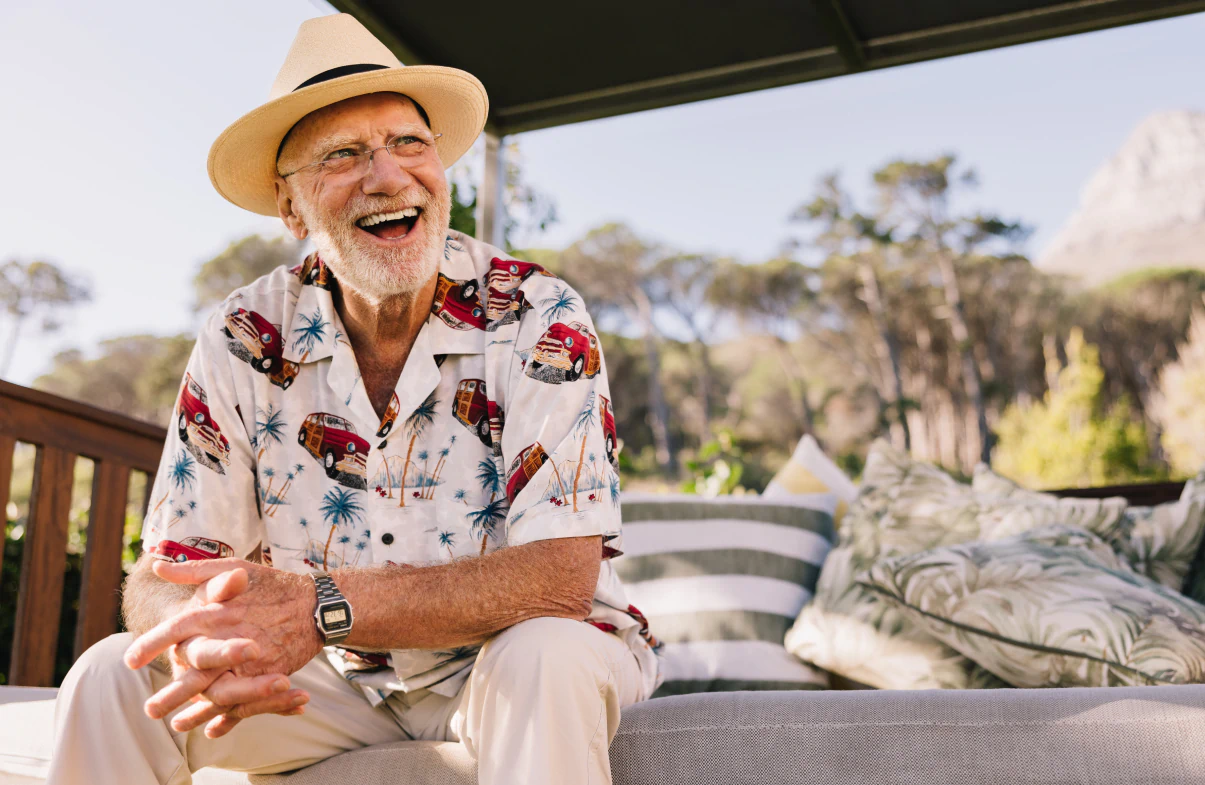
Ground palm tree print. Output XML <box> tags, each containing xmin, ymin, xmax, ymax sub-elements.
<box><xmin>320</xmin><ymin>487</ymin><xmax>365</xmax><ymax>569</ymax></box>
<box><xmin>152</xmin><ymin>449</ymin><xmax>197</xmax><ymax>516</ymax></box>
<box><xmin>425</xmin><ymin>436</ymin><xmax>456</xmax><ymax>499</ymax></box>
<box><xmin>417</xmin><ymin>449</ymin><xmax>430</xmax><ymax>495</ymax></box>
<box><xmin>399</xmin><ymin>392</ymin><xmax>439</xmax><ymax>507</ymax></box>
<box><xmin>267</xmin><ymin>463</ymin><xmax>305</xmax><ymax>516</ymax></box>
<box><xmin>438</xmin><ymin>530</ymin><xmax>456</xmax><ymax>560</ymax></box>
<box><xmin>571</xmin><ymin>391</ymin><xmax>597</xmax><ymax>512</ymax></box>
<box><xmin>291</xmin><ymin>308</ymin><xmax>329</xmax><ymax>361</ymax></box>
<box><xmin>254</xmin><ymin>404</ymin><xmax>286</xmax><ymax>461</ymax></box>
<box><xmin>453</xmin><ymin>488</ymin><xmax>468</xmax><ymax>505</ymax></box>
<box><xmin>476</xmin><ymin>458</ymin><xmax>504</xmax><ymax>503</ymax></box>
<box><xmin>169</xmin><ymin>505</ymin><xmax>189</xmax><ymax>528</ymax></box>
<box><xmin>261</xmin><ymin>466</ymin><xmax>277</xmax><ymax>505</ymax></box>
<box><xmin>539</xmin><ymin>285</ymin><xmax>579</xmax><ymax>326</ymax></box>
<box><xmin>469</xmin><ymin>499</ymin><xmax>508</xmax><ymax>555</ymax></box>
<box><xmin>608</xmin><ymin>472</ymin><xmax>620</xmax><ymax>505</ymax></box>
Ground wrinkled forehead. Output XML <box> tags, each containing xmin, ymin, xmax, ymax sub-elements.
<box><xmin>277</xmin><ymin>92</ymin><xmax>431</xmax><ymax>164</ymax></box>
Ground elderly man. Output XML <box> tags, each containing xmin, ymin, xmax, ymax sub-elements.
<box><xmin>47</xmin><ymin>14</ymin><xmax>659</xmax><ymax>785</ymax></box>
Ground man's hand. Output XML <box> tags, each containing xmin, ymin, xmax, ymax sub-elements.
<box><xmin>125</xmin><ymin>559</ymin><xmax>325</xmax><ymax>737</ymax></box>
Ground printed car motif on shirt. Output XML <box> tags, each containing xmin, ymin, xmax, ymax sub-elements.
<box><xmin>224</xmin><ymin>307</ymin><xmax>300</xmax><ymax>390</ymax></box>
<box><xmin>431</xmin><ymin>273</ymin><xmax>485</xmax><ymax>330</ymax></box>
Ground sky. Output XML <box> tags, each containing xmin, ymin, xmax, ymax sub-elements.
<box><xmin>3</xmin><ymin>1</ymin><xmax>1205</xmax><ymax>386</ymax></box>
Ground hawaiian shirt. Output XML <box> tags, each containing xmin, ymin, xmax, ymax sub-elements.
<box><xmin>139</xmin><ymin>229</ymin><xmax>662</xmax><ymax>703</ymax></box>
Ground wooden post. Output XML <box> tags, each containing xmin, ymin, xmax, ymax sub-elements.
<box><xmin>474</xmin><ymin>128</ymin><xmax>506</xmax><ymax>248</ymax></box>
<box><xmin>75</xmin><ymin>460</ymin><xmax>131</xmax><ymax>658</ymax></box>
<box><xmin>0</xmin><ymin>433</ymin><xmax>15</xmax><ymax>611</ymax></box>
<box><xmin>12</xmin><ymin>445</ymin><xmax>76</xmax><ymax>687</ymax></box>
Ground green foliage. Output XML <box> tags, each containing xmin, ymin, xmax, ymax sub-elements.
<box><xmin>449</xmin><ymin>180</ymin><xmax>477</xmax><ymax>239</ymax></box>
<box><xmin>680</xmin><ymin>429</ymin><xmax>753</xmax><ymax>496</ymax></box>
<box><xmin>994</xmin><ymin>329</ymin><xmax>1153</xmax><ymax>488</ymax></box>
<box><xmin>191</xmin><ymin>234</ymin><xmax>302</xmax><ymax>314</ymax></box>
<box><xmin>0</xmin><ymin>258</ymin><xmax>92</xmax><ymax>377</ymax></box>
<box><xmin>1152</xmin><ymin>302</ymin><xmax>1205</xmax><ymax>476</ymax></box>
<box><xmin>35</xmin><ymin>334</ymin><xmax>195</xmax><ymax>425</ymax></box>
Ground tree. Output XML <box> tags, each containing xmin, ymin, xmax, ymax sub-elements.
<box><xmin>34</xmin><ymin>333</ymin><xmax>194</xmax><ymax>424</ymax></box>
<box><xmin>872</xmin><ymin>156</ymin><xmax>1031</xmax><ymax>464</ymax></box>
<box><xmin>0</xmin><ymin>259</ymin><xmax>91</xmax><ymax>377</ymax></box>
<box><xmin>571</xmin><ymin>391</ymin><xmax>597</xmax><ymax>511</ymax></box>
<box><xmin>320</xmin><ymin>487</ymin><xmax>364</xmax><ymax>569</ymax></box>
<box><xmin>790</xmin><ymin>174</ymin><xmax>911</xmax><ymax>451</ymax></box>
<box><xmin>469</xmin><ymin>499</ymin><xmax>507</xmax><ymax>555</ymax></box>
<box><xmin>475</xmin><ymin>458</ymin><xmax>504</xmax><ymax>504</ymax></box>
<box><xmin>192</xmin><ymin>235</ymin><xmax>302</xmax><ymax>314</ymax></box>
<box><xmin>254</xmin><ymin>405</ymin><xmax>286</xmax><ymax>461</ymax></box>
<box><xmin>1151</xmin><ymin>299</ymin><xmax>1205</xmax><ymax>476</ymax></box>
<box><xmin>290</xmin><ymin>309</ymin><xmax>329</xmax><ymax>361</ymax></box>
<box><xmin>557</xmin><ymin>224</ymin><xmax>677</xmax><ymax>473</ymax></box>
<box><xmin>994</xmin><ymin>329</ymin><xmax>1151</xmax><ymax>488</ymax></box>
<box><xmin>398</xmin><ymin>393</ymin><xmax>439</xmax><ymax>507</ymax></box>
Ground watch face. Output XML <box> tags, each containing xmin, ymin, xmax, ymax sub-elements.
<box><xmin>320</xmin><ymin>601</ymin><xmax>352</xmax><ymax>632</ymax></box>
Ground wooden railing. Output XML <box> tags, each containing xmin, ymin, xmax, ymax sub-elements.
<box><xmin>0</xmin><ymin>380</ymin><xmax>166</xmax><ymax>687</ymax></box>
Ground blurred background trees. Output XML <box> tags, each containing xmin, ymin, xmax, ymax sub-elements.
<box><xmin>10</xmin><ymin>150</ymin><xmax>1205</xmax><ymax>504</ymax></box>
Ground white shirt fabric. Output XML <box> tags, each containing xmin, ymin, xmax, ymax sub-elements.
<box><xmin>139</xmin><ymin>229</ymin><xmax>662</xmax><ymax>704</ymax></box>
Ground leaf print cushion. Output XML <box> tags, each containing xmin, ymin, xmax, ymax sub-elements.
<box><xmin>858</xmin><ymin>524</ymin><xmax>1205</xmax><ymax>688</ymax></box>
<box><xmin>973</xmin><ymin>465</ymin><xmax>1205</xmax><ymax>593</ymax></box>
<box><xmin>785</xmin><ymin>439</ymin><xmax>1127</xmax><ymax>690</ymax></box>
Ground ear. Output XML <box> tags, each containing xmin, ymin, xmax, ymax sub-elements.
<box><xmin>275</xmin><ymin>178</ymin><xmax>308</xmax><ymax>240</ymax></box>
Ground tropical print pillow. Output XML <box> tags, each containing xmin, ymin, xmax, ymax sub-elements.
<box><xmin>973</xmin><ymin>466</ymin><xmax>1205</xmax><ymax>592</ymax></box>
<box><xmin>786</xmin><ymin>440</ymin><xmax>1134</xmax><ymax>690</ymax></box>
<box><xmin>859</xmin><ymin>524</ymin><xmax>1205</xmax><ymax>688</ymax></box>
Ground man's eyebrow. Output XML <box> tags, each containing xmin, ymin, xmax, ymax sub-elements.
<box><xmin>310</xmin><ymin>125</ymin><xmax>433</xmax><ymax>156</ymax></box>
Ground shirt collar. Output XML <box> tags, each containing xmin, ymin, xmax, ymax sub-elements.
<box><xmin>284</xmin><ymin>235</ymin><xmax>486</xmax><ymax>367</ymax></box>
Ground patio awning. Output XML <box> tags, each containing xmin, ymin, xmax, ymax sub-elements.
<box><xmin>329</xmin><ymin>0</ymin><xmax>1205</xmax><ymax>135</ymax></box>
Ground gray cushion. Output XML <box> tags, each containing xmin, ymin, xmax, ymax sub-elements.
<box><xmin>7</xmin><ymin>685</ymin><xmax>1205</xmax><ymax>784</ymax></box>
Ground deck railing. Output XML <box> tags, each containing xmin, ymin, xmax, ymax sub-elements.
<box><xmin>1</xmin><ymin>380</ymin><xmax>165</xmax><ymax>687</ymax></box>
<box><xmin>0</xmin><ymin>380</ymin><xmax>1193</xmax><ymax>688</ymax></box>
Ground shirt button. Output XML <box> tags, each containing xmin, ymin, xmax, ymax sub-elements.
<box><xmin>381</xmin><ymin>533</ymin><xmax>394</xmax><ymax>545</ymax></box>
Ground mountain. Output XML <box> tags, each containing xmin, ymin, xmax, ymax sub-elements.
<box><xmin>1037</xmin><ymin>110</ymin><xmax>1205</xmax><ymax>284</ymax></box>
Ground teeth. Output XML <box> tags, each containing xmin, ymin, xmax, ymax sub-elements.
<box><xmin>357</xmin><ymin>207</ymin><xmax>420</xmax><ymax>227</ymax></box>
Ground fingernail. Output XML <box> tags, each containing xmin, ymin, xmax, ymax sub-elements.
<box><xmin>292</xmin><ymin>695</ymin><xmax>308</xmax><ymax>707</ymax></box>
<box><xmin>241</xmin><ymin>645</ymin><xmax>257</xmax><ymax>662</ymax></box>
<box><xmin>273</xmin><ymin>679</ymin><xmax>288</xmax><ymax>694</ymax></box>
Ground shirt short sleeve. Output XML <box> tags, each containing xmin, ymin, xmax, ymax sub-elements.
<box><xmin>140</xmin><ymin>307</ymin><xmax>264</xmax><ymax>562</ymax></box>
<box><xmin>498</xmin><ymin>282</ymin><xmax>623</xmax><ymax>554</ymax></box>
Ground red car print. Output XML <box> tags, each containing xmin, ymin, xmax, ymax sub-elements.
<box><xmin>178</xmin><ymin>373</ymin><xmax>231</xmax><ymax>467</ymax></box>
<box><xmin>600</xmin><ymin>395</ymin><xmax>618</xmax><ymax>471</ymax></box>
<box><xmin>299</xmin><ymin>412</ymin><xmax>369</xmax><ymax>488</ymax></box>
<box><xmin>486</xmin><ymin>258</ymin><xmax>555</xmax><ymax>293</ymax></box>
<box><xmin>453</xmin><ymin>379</ymin><xmax>491</xmax><ymax>446</ymax></box>
<box><xmin>224</xmin><ymin>308</ymin><xmax>299</xmax><ymax>389</ymax></box>
<box><xmin>506</xmin><ymin>442</ymin><xmax>549</xmax><ymax>504</ymax></box>
<box><xmin>528</xmin><ymin>321</ymin><xmax>601</xmax><ymax>382</ymax></box>
<box><xmin>151</xmin><ymin>536</ymin><xmax>235</xmax><ymax>563</ymax></box>
<box><xmin>432</xmin><ymin>273</ymin><xmax>485</xmax><ymax>330</ymax></box>
<box><xmin>298</xmin><ymin>254</ymin><xmax>333</xmax><ymax>289</ymax></box>
<box><xmin>376</xmin><ymin>392</ymin><xmax>400</xmax><ymax>439</ymax></box>
<box><xmin>485</xmin><ymin>286</ymin><xmax>532</xmax><ymax>331</ymax></box>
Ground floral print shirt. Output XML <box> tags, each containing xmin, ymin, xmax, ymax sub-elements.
<box><xmin>140</xmin><ymin>230</ymin><xmax>661</xmax><ymax>703</ymax></box>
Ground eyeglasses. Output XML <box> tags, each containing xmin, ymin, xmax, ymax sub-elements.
<box><xmin>278</xmin><ymin>131</ymin><xmax>443</xmax><ymax>181</ymax></box>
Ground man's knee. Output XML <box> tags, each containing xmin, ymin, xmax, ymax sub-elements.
<box><xmin>478</xmin><ymin>617</ymin><xmax>607</xmax><ymax>683</ymax></box>
<box><xmin>60</xmin><ymin>633</ymin><xmax>147</xmax><ymax>701</ymax></box>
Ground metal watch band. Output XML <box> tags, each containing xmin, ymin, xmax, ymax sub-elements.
<box><xmin>310</xmin><ymin>571</ymin><xmax>352</xmax><ymax>644</ymax></box>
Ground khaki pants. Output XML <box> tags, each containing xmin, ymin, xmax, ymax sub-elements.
<box><xmin>47</xmin><ymin>617</ymin><xmax>645</xmax><ymax>785</ymax></box>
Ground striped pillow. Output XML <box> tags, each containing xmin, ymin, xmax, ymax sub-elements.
<box><xmin>615</xmin><ymin>494</ymin><xmax>836</xmax><ymax>697</ymax></box>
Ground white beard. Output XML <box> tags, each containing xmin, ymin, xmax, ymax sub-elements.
<box><xmin>297</xmin><ymin>184</ymin><xmax>452</xmax><ymax>303</ymax></box>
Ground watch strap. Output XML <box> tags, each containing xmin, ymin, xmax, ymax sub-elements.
<box><xmin>310</xmin><ymin>571</ymin><xmax>352</xmax><ymax>644</ymax></box>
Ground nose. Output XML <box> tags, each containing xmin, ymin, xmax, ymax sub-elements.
<box><xmin>360</xmin><ymin>147</ymin><xmax>415</xmax><ymax>197</ymax></box>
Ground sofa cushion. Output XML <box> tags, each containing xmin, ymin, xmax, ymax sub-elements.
<box><xmin>860</xmin><ymin>524</ymin><xmax>1205</xmax><ymax>688</ymax></box>
<box><xmin>784</xmin><ymin>440</ymin><xmax>1133</xmax><ymax>690</ymax></box>
<box><xmin>764</xmin><ymin>434</ymin><xmax>858</xmax><ymax>524</ymax></box>
<box><xmin>615</xmin><ymin>494</ymin><xmax>835</xmax><ymax>697</ymax></box>
<box><xmin>974</xmin><ymin>465</ymin><xmax>1205</xmax><ymax>592</ymax></box>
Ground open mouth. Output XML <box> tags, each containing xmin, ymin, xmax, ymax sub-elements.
<box><xmin>356</xmin><ymin>206</ymin><xmax>422</xmax><ymax>240</ymax></box>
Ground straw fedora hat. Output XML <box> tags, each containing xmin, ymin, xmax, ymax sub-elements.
<box><xmin>207</xmin><ymin>13</ymin><xmax>488</xmax><ymax>217</ymax></box>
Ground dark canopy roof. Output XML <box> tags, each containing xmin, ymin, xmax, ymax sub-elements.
<box><xmin>330</xmin><ymin>0</ymin><xmax>1205</xmax><ymax>134</ymax></box>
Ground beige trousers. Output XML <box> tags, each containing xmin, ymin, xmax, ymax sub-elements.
<box><xmin>47</xmin><ymin>617</ymin><xmax>645</xmax><ymax>785</ymax></box>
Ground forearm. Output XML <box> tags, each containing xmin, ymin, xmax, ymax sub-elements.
<box><xmin>330</xmin><ymin>535</ymin><xmax>600</xmax><ymax>651</ymax></box>
<box><xmin>121</xmin><ymin>554</ymin><xmax>197</xmax><ymax>638</ymax></box>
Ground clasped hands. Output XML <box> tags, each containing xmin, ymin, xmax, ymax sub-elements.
<box><xmin>123</xmin><ymin>558</ymin><xmax>326</xmax><ymax>739</ymax></box>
